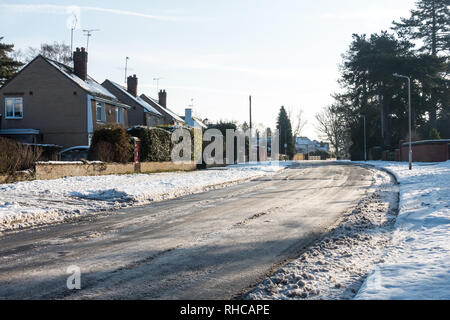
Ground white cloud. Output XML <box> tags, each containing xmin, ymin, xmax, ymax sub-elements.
<box><xmin>0</xmin><ymin>3</ymin><xmax>179</xmax><ymax>21</ymax></box>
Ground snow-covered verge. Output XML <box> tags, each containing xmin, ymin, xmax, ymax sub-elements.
<box><xmin>355</xmin><ymin>161</ymin><xmax>450</xmax><ymax>300</ymax></box>
<box><xmin>246</xmin><ymin>167</ymin><xmax>399</xmax><ymax>300</ymax></box>
<box><xmin>0</xmin><ymin>162</ymin><xmax>290</xmax><ymax>233</ymax></box>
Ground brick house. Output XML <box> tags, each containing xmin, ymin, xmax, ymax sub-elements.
<box><xmin>102</xmin><ymin>76</ymin><xmax>163</xmax><ymax>127</ymax></box>
<box><xmin>0</xmin><ymin>47</ymin><xmax>130</xmax><ymax>148</ymax></box>
<box><xmin>140</xmin><ymin>90</ymin><xmax>185</xmax><ymax>127</ymax></box>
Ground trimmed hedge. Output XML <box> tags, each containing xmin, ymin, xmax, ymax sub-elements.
<box><xmin>88</xmin><ymin>125</ymin><xmax>133</xmax><ymax>163</ymax></box>
<box><xmin>128</xmin><ymin>126</ymin><xmax>172</xmax><ymax>162</ymax></box>
<box><xmin>0</xmin><ymin>137</ymin><xmax>42</xmax><ymax>174</ymax></box>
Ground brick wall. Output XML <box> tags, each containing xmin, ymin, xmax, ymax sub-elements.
<box><xmin>400</xmin><ymin>140</ymin><xmax>449</xmax><ymax>162</ymax></box>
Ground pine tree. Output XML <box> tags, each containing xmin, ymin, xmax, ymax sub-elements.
<box><xmin>276</xmin><ymin>106</ymin><xmax>295</xmax><ymax>159</ymax></box>
<box><xmin>0</xmin><ymin>37</ymin><xmax>24</xmax><ymax>86</ymax></box>
<box><xmin>392</xmin><ymin>0</ymin><xmax>450</xmax><ymax>129</ymax></box>
<box><xmin>392</xmin><ymin>0</ymin><xmax>450</xmax><ymax>55</ymax></box>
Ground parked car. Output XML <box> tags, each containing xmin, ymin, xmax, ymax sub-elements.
<box><xmin>59</xmin><ymin>146</ymin><xmax>90</xmax><ymax>161</ymax></box>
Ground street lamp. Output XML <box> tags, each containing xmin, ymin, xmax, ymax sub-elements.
<box><xmin>393</xmin><ymin>73</ymin><xmax>412</xmax><ymax>170</ymax></box>
<box><xmin>360</xmin><ymin>114</ymin><xmax>367</xmax><ymax>161</ymax></box>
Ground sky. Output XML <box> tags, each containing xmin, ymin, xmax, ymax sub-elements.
<box><xmin>0</xmin><ymin>0</ymin><xmax>416</xmax><ymax>139</ymax></box>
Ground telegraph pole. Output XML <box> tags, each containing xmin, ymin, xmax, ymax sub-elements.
<box><xmin>249</xmin><ymin>95</ymin><xmax>252</xmax><ymax>130</ymax></box>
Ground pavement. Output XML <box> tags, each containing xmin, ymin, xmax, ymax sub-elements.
<box><xmin>0</xmin><ymin>162</ymin><xmax>375</xmax><ymax>299</ymax></box>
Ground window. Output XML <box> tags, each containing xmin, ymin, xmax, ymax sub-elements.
<box><xmin>5</xmin><ymin>97</ymin><xmax>23</xmax><ymax>119</ymax></box>
<box><xmin>96</xmin><ymin>101</ymin><xmax>106</xmax><ymax>123</ymax></box>
<box><xmin>116</xmin><ymin>107</ymin><xmax>124</xmax><ymax>125</ymax></box>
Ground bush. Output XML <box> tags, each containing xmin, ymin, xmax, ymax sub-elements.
<box><xmin>128</xmin><ymin>126</ymin><xmax>172</xmax><ymax>162</ymax></box>
<box><xmin>88</xmin><ymin>125</ymin><xmax>132</xmax><ymax>163</ymax></box>
<box><xmin>429</xmin><ymin>128</ymin><xmax>441</xmax><ymax>140</ymax></box>
<box><xmin>0</xmin><ymin>137</ymin><xmax>42</xmax><ymax>174</ymax></box>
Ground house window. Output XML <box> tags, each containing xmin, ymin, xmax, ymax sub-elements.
<box><xmin>5</xmin><ymin>97</ymin><xmax>23</xmax><ymax>119</ymax></box>
<box><xmin>116</xmin><ymin>107</ymin><xmax>124</xmax><ymax>125</ymax></box>
<box><xmin>96</xmin><ymin>101</ymin><xmax>106</xmax><ymax>123</ymax></box>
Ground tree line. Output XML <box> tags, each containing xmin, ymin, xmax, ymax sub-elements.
<box><xmin>316</xmin><ymin>0</ymin><xmax>449</xmax><ymax>160</ymax></box>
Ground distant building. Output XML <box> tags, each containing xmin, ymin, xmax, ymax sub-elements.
<box><xmin>0</xmin><ymin>48</ymin><xmax>130</xmax><ymax>148</ymax></box>
<box><xmin>295</xmin><ymin>137</ymin><xmax>330</xmax><ymax>154</ymax></box>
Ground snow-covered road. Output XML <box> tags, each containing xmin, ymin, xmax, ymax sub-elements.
<box><xmin>0</xmin><ymin>162</ymin><xmax>289</xmax><ymax>232</ymax></box>
<box><xmin>0</xmin><ymin>162</ymin><xmax>374</xmax><ymax>299</ymax></box>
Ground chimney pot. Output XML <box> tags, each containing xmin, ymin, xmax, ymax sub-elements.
<box><xmin>127</xmin><ymin>75</ymin><xmax>138</xmax><ymax>97</ymax></box>
<box><xmin>73</xmin><ymin>47</ymin><xmax>88</xmax><ymax>81</ymax></box>
<box><xmin>158</xmin><ymin>89</ymin><xmax>167</xmax><ymax>108</ymax></box>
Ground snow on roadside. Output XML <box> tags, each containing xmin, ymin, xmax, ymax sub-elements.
<box><xmin>355</xmin><ymin>161</ymin><xmax>450</xmax><ymax>300</ymax></box>
<box><xmin>246</xmin><ymin>167</ymin><xmax>399</xmax><ymax>300</ymax></box>
<box><xmin>0</xmin><ymin>162</ymin><xmax>290</xmax><ymax>232</ymax></box>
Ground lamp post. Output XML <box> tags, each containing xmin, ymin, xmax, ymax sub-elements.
<box><xmin>360</xmin><ymin>114</ymin><xmax>367</xmax><ymax>161</ymax></box>
<box><xmin>393</xmin><ymin>73</ymin><xmax>412</xmax><ymax>170</ymax></box>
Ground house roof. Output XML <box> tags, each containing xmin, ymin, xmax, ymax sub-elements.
<box><xmin>140</xmin><ymin>94</ymin><xmax>185</xmax><ymax>123</ymax></box>
<box><xmin>44</xmin><ymin>57</ymin><xmax>118</xmax><ymax>101</ymax></box>
<box><xmin>192</xmin><ymin>117</ymin><xmax>207</xmax><ymax>129</ymax></box>
<box><xmin>105</xmin><ymin>81</ymin><xmax>162</xmax><ymax>116</ymax></box>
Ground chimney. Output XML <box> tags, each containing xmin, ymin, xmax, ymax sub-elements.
<box><xmin>73</xmin><ymin>47</ymin><xmax>88</xmax><ymax>81</ymax></box>
<box><xmin>185</xmin><ymin>108</ymin><xmax>193</xmax><ymax>126</ymax></box>
<box><xmin>158</xmin><ymin>90</ymin><xmax>167</xmax><ymax>107</ymax></box>
<box><xmin>127</xmin><ymin>74</ymin><xmax>138</xmax><ymax>97</ymax></box>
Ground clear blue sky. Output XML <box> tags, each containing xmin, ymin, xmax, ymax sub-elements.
<box><xmin>0</xmin><ymin>0</ymin><xmax>416</xmax><ymax>139</ymax></box>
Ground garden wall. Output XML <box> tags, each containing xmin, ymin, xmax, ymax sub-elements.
<box><xmin>400</xmin><ymin>140</ymin><xmax>450</xmax><ymax>162</ymax></box>
<box><xmin>35</xmin><ymin>161</ymin><xmax>197</xmax><ymax>180</ymax></box>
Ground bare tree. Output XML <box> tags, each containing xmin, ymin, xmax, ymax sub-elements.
<box><xmin>315</xmin><ymin>105</ymin><xmax>349</xmax><ymax>159</ymax></box>
<box><xmin>20</xmin><ymin>42</ymin><xmax>72</xmax><ymax>65</ymax></box>
<box><xmin>287</xmin><ymin>107</ymin><xmax>308</xmax><ymax>138</ymax></box>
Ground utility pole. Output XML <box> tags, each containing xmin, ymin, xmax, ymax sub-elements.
<box><xmin>249</xmin><ymin>95</ymin><xmax>252</xmax><ymax>130</ymax></box>
<box><xmin>124</xmin><ymin>57</ymin><xmax>130</xmax><ymax>84</ymax></box>
<box><xmin>82</xmin><ymin>29</ymin><xmax>100</xmax><ymax>52</ymax></box>
<box><xmin>393</xmin><ymin>73</ymin><xmax>413</xmax><ymax>170</ymax></box>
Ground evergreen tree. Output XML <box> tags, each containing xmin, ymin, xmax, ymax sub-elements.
<box><xmin>392</xmin><ymin>0</ymin><xmax>450</xmax><ymax>129</ymax></box>
<box><xmin>0</xmin><ymin>37</ymin><xmax>24</xmax><ymax>86</ymax></box>
<box><xmin>276</xmin><ymin>106</ymin><xmax>295</xmax><ymax>159</ymax></box>
<box><xmin>392</xmin><ymin>0</ymin><xmax>450</xmax><ymax>55</ymax></box>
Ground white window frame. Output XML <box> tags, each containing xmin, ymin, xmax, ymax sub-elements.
<box><xmin>116</xmin><ymin>107</ymin><xmax>124</xmax><ymax>125</ymax></box>
<box><xmin>5</xmin><ymin>97</ymin><xmax>23</xmax><ymax>119</ymax></box>
<box><xmin>96</xmin><ymin>101</ymin><xmax>106</xmax><ymax>123</ymax></box>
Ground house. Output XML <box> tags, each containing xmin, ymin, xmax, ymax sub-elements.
<box><xmin>182</xmin><ymin>108</ymin><xmax>207</xmax><ymax>129</ymax></box>
<box><xmin>295</xmin><ymin>137</ymin><xmax>330</xmax><ymax>154</ymax></box>
<box><xmin>0</xmin><ymin>47</ymin><xmax>130</xmax><ymax>148</ymax></box>
<box><xmin>102</xmin><ymin>76</ymin><xmax>163</xmax><ymax>127</ymax></box>
<box><xmin>140</xmin><ymin>90</ymin><xmax>185</xmax><ymax>127</ymax></box>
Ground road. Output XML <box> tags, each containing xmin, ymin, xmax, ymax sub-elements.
<box><xmin>0</xmin><ymin>163</ymin><xmax>375</xmax><ymax>299</ymax></box>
